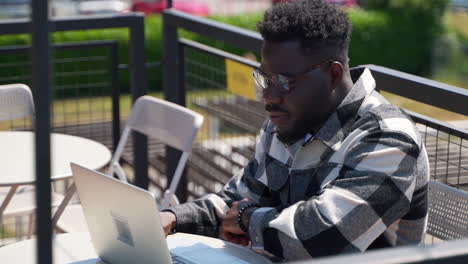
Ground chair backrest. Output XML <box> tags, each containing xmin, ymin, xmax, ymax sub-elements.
<box><xmin>427</xmin><ymin>180</ymin><xmax>468</xmax><ymax>241</ymax></box>
<box><xmin>108</xmin><ymin>96</ymin><xmax>204</xmax><ymax>208</ymax></box>
<box><xmin>0</xmin><ymin>83</ymin><xmax>34</xmax><ymax>121</ymax></box>
<box><xmin>126</xmin><ymin>96</ymin><xmax>204</xmax><ymax>152</ymax></box>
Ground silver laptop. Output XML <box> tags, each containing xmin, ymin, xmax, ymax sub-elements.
<box><xmin>70</xmin><ymin>162</ymin><xmax>249</xmax><ymax>264</ymax></box>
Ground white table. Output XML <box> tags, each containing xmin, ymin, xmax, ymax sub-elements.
<box><xmin>0</xmin><ymin>232</ymin><xmax>273</xmax><ymax>264</ymax></box>
<box><xmin>0</xmin><ymin>131</ymin><xmax>112</xmax><ymax>216</ymax></box>
<box><xmin>0</xmin><ymin>131</ymin><xmax>111</xmax><ymax>185</ymax></box>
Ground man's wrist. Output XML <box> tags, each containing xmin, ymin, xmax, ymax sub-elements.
<box><xmin>237</xmin><ymin>203</ymin><xmax>259</xmax><ymax>233</ymax></box>
<box><xmin>241</xmin><ymin>206</ymin><xmax>258</xmax><ymax>231</ymax></box>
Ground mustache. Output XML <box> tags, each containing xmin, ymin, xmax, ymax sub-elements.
<box><xmin>265</xmin><ymin>103</ymin><xmax>288</xmax><ymax>113</ymax></box>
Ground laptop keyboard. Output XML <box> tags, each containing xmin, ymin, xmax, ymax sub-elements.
<box><xmin>171</xmin><ymin>253</ymin><xmax>189</xmax><ymax>264</ymax></box>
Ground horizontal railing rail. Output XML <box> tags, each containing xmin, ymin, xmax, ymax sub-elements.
<box><xmin>179</xmin><ymin>38</ymin><xmax>260</xmax><ymax>68</ymax></box>
<box><xmin>0</xmin><ymin>14</ymin><xmax>146</xmax><ymax>34</ymax></box>
<box><xmin>364</xmin><ymin>64</ymin><xmax>468</xmax><ymax>116</ymax></box>
<box><xmin>163</xmin><ymin>10</ymin><xmax>263</xmax><ymax>54</ymax></box>
<box><xmin>295</xmin><ymin>238</ymin><xmax>468</xmax><ymax>264</ymax></box>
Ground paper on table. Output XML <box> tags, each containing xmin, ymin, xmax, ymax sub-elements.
<box><xmin>171</xmin><ymin>242</ymin><xmax>250</xmax><ymax>264</ymax></box>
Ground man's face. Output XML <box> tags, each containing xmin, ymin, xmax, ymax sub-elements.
<box><xmin>260</xmin><ymin>40</ymin><xmax>335</xmax><ymax>143</ymax></box>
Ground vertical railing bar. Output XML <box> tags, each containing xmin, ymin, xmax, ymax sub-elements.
<box><xmin>110</xmin><ymin>41</ymin><xmax>121</xmax><ymax>153</ymax></box>
<box><xmin>445</xmin><ymin>134</ymin><xmax>450</xmax><ymax>185</ymax></box>
<box><xmin>32</xmin><ymin>0</ymin><xmax>53</xmax><ymax>263</ymax></box>
<box><xmin>162</xmin><ymin>11</ymin><xmax>185</xmax><ymax>202</ymax></box>
<box><xmin>424</xmin><ymin>123</ymin><xmax>428</xmax><ymax>153</ymax></box>
<box><xmin>175</xmin><ymin>43</ymin><xmax>188</xmax><ymax>202</ymax></box>
<box><xmin>129</xmin><ymin>16</ymin><xmax>149</xmax><ymax>189</ymax></box>
<box><xmin>435</xmin><ymin>128</ymin><xmax>440</xmax><ymax>182</ymax></box>
<box><xmin>457</xmin><ymin>137</ymin><xmax>462</xmax><ymax>186</ymax></box>
<box><xmin>87</xmin><ymin>49</ymin><xmax>92</xmax><ymax>138</ymax></box>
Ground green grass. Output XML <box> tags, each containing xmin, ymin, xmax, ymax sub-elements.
<box><xmin>0</xmin><ymin>89</ymin><xmax>238</xmax><ymax>139</ymax></box>
<box><xmin>382</xmin><ymin>92</ymin><xmax>467</xmax><ymax>121</ymax></box>
<box><xmin>0</xmin><ymin>226</ymin><xmax>16</xmax><ymax>239</ymax></box>
<box><xmin>50</xmin><ymin>89</ymin><xmax>234</xmax><ymax>126</ymax></box>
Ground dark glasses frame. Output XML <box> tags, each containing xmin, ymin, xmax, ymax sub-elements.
<box><xmin>253</xmin><ymin>59</ymin><xmax>335</xmax><ymax>94</ymax></box>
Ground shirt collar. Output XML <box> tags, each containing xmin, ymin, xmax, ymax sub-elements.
<box><xmin>314</xmin><ymin>67</ymin><xmax>376</xmax><ymax>150</ymax></box>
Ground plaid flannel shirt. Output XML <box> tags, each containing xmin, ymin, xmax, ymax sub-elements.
<box><xmin>168</xmin><ymin>67</ymin><xmax>429</xmax><ymax>261</ymax></box>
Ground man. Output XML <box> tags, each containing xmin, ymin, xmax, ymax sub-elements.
<box><xmin>160</xmin><ymin>0</ymin><xmax>429</xmax><ymax>261</ymax></box>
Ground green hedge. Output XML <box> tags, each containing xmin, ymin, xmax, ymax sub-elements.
<box><xmin>0</xmin><ymin>4</ymin><xmax>450</xmax><ymax>93</ymax></box>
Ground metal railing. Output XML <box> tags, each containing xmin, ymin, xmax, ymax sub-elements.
<box><xmin>0</xmin><ymin>12</ymin><xmax>147</xmax><ymax>263</ymax></box>
<box><xmin>0</xmin><ymin>13</ymin><xmax>149</xmax><ymax>189</ymax></box>
<box><xmin>299</xmin><ymin>238</ymin><xmax>468</xmax><ymax>264</ymax></box>
<box><xmin>0</xmin><ymin>40</ymin><xmax>121</xmax><ymax>151</ymax></box>
<box><xmin>0</xmin><ymin>40</ymin><xmax>121</xmax><ymax>246</ymax></box>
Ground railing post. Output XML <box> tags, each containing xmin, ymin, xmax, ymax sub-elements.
<box><xmin>32</xmin><ymin>0</ymin><xmax>53</xmax><ymax>263</ymax></box>
<box><xmin>163</xmin><ymin>12</ymin><xmax>188</xmax><ymax>202</ymax></box>
<box><xmin>130</xmin><ymin>16</ymin><xmax>148</xmax><ymax>189</ymax></box>
<box><xmin>111</xmin><ymin>41</ymin><xmax>121</xmax><ymax>154</ymax></box>
<box><xmin>176</xmin><ymin>43</ymin><xmax>188</xmax><ymax>202</ymax></box>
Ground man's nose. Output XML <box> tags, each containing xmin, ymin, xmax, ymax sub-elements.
<box><xmin>262</xmin><ymin>83</ymin><xmax>284</xmax><ymax>105</ymax></box>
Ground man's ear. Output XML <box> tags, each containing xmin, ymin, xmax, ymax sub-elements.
<box><xmin>329</xmin><ymin>61</ymin><xmax>344</xmax><ymax>86</ymax></box>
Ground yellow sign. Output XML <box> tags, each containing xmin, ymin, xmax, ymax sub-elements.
<box><xmin>225</xmin><ymin>59</ymin><xmax>256</xmax><ymax>100</ymax></box>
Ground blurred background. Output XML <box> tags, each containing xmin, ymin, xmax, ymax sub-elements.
<box><xmin>0</xmin><ymin>0</ymin><xmax>467</xmax><ymax>121</ymax></box>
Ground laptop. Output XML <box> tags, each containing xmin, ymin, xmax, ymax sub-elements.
<box><xmin>70</xmin><ymin>163</ymin><xmax>251</xmax><ymax>264</ymax></box>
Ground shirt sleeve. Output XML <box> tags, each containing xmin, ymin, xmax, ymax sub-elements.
<box><xmin>248</xmin><ymin>130</ymin><xmax>422</xmax><ymax>260</ymax></box>
<box><xmin>167</xmin><ymin>121</ymin><xmax>271</xmax><ymax>238</ymax></box>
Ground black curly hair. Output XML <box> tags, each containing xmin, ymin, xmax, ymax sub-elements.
<box><xmin>257</xmin><ymin>0</ymin><xmax>352</xmax><ymax>63</ymax></box>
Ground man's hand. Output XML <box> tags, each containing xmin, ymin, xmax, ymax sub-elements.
<box><xmin>221</xmin><ymin>199</ymin><xmax>250</xmax><ymax>246</ymax></box>
<box><xmin>159</xmin><ymin>211</ymin><xmax>176</xmax><ymax>236</ymax></box>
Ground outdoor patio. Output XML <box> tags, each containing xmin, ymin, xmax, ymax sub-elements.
<box><xmin>0</xmin><ymin>1</ymin><xmax>467</xmax><ymax>263</ymax></box>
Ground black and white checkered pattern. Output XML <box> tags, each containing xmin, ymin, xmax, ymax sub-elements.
<box><xmin>169</xmin><ymin>67</ymin><xmax>429</xmax><ymax>261</ymax></box>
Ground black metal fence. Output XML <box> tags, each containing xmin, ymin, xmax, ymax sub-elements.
<box><xmin>0</xmin><ymin>41</ymin><xmax>122</xmax><ymax>149</ymax></box>
<box><xmin>0</xmin><ymin>13</ymin><xmax>147</xmax><ymax>262</ymax></box>
<box><xmin>0</xmin><ymin>40</ymin><xmax>122</xmax><ymax>245</ymax></box>
<box><xmin>409</xmin><ymin>111</ymin><xmax>468</xmax><ymax>188</ymax></box>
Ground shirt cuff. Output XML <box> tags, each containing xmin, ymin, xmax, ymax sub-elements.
<box><xmin>248</xmin><ymin>207</ymin><xmax>277</xmax><ymax>252</ymax></box>
<box><xmin>163</xmin><ymin>203</ymin><xmax>194</xmax><ymax>234</ymax></box>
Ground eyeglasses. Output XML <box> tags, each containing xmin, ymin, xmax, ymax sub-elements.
<box><xmin>253</xmin><ymin>59</ymin><xmax>334</xmax><ymax>95</ymax></box>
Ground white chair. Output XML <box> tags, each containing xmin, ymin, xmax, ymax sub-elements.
<box><xmin>0</xmin><ymin>84</ymin><xmax>61</xmax><ymax>238</ymax></box>
<box><xmin>0</xmin><ymin>83</ymin><xmax>36</xmax><ymax>225</ymax></box>
<box><xmin>54</xmin><ymin>95</ymin><xmax>204</xmax><ymax>232</ymax></box>
<box><xmin>426</xmin><ymin>180</ymin><xmax>468</xmax><ymax>244</ymax></box>
<box><xmin>108</xmin><ymin>95</ymin><xmax>204</xmax><ymax>209</ymax></box>
<box><xmin>0</xmin><ymin>83</ymin><xmax>34</xmax><ymax>123</ymax></box>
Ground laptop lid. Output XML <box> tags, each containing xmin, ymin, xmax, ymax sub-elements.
<box><xmin>70</xmin><ymin>162</ymin><xmax>172</xmax><ymax>264</ymax></box>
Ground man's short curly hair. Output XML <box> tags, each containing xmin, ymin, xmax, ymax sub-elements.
<box><xmin>257</xmin><ymin>0</ymin><xmax>352</xmax><ymax>62</ymax></box>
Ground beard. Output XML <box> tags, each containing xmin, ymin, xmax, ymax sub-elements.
<box><xmin>274</xmin><ymin>118</ymin><xmax>312</xmax><ymax>145</ymax></box>
<box><xmin>266</xmin><ymin>103</ymin><xmax>312</xmax><ymax>144</ymax></box>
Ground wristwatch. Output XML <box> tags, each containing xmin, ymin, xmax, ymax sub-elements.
<box><xmin>237</xmin><ymin>202</ymin><xmax>259</xmax><ymax>232</ymax></box>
